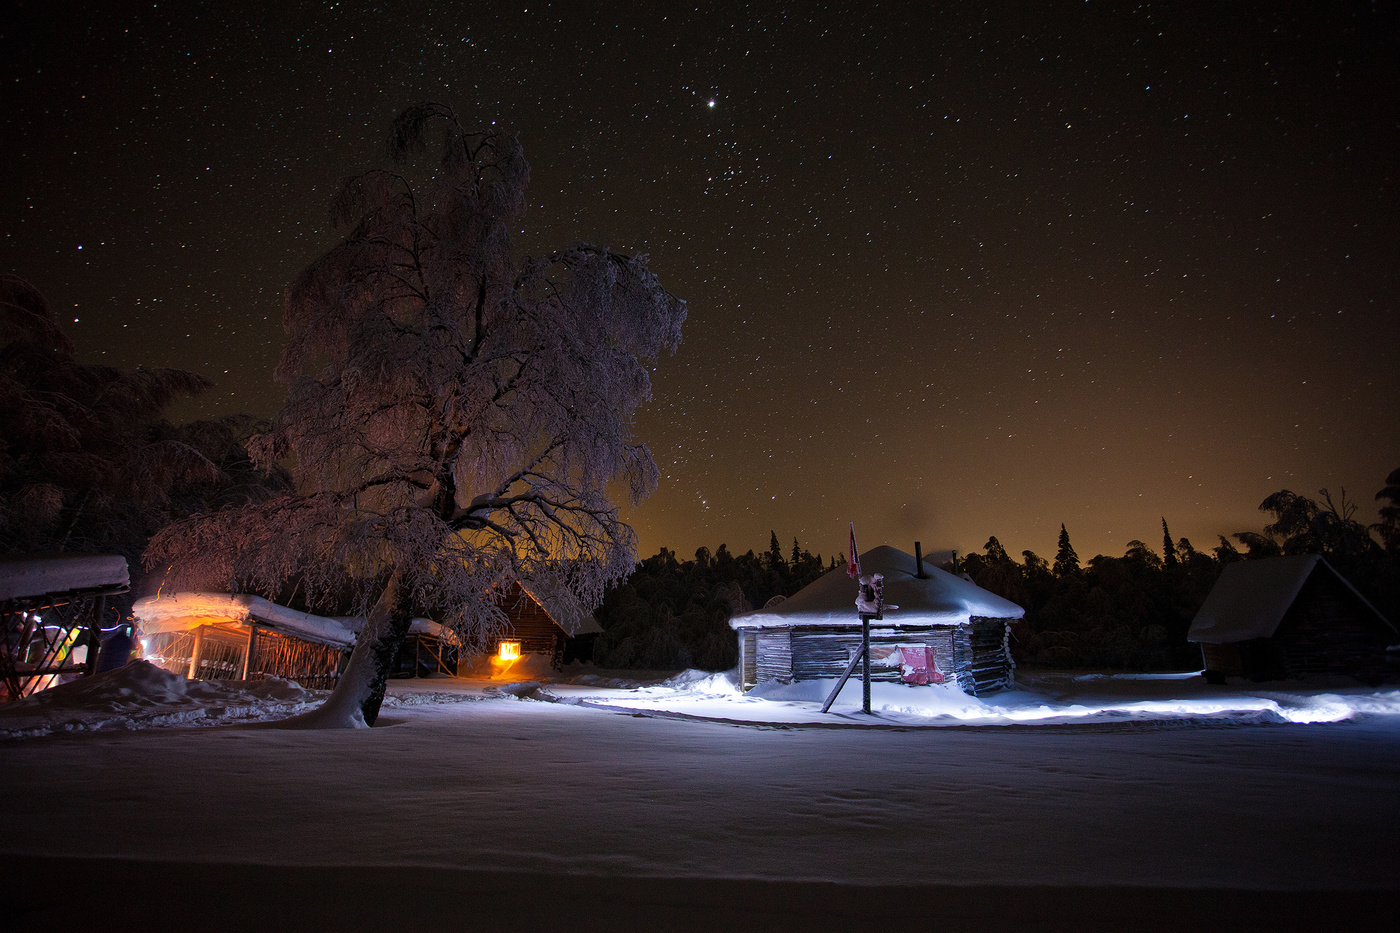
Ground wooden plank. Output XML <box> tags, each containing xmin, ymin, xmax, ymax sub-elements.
<box><xmin>740</xmin><ymin>632</ymin><xmax>757</xmax><ymax>690</ymax></box>
<box><xmin>755</xmin><ymin>630</ymin><xmax>793</xmax><ymax>684</ymax></box>
<box><xmin>820</xmin><ymin>643</ymin><xmax>866</xmax><ymax>713</ymax></box>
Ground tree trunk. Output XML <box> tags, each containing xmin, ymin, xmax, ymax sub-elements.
<box><xmin>274</xmin><ymin>569</ymin><xmax>412</xmax><ymax>729</ymax></box>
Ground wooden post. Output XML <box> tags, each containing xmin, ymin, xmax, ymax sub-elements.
<box><xmin>86</xmin><ymin>597</ymin><xmax>105</xmax><ymax>677</ymax></box>
<box><xmin>861</xmin><ymin>614</ymin><xmax>872</xmax><ymax>714</ymax></box>
<box><xmin>240</xmin><ymin>623</ymin><xmax>258</xmax><ymax>680</ymax></box>
<box><xmin>187</xmin><ymin>626</ymin><xmax>206</xmax><ymax>679</ymax></box>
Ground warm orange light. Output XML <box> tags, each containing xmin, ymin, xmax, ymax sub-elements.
<box><xmin>497</xmin><ymin>640</ymin><xmax>521</xmax><ymax>661</ymax></box>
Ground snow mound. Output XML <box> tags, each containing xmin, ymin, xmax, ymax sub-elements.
<box><xmin>549</xmin><ymin>670</ymin><xmax>1400</xmax><ymax>728</ymax></box>
<box><xmin>0</xmin><ymin>661</ymin><xmax>316</xmax><ymax>738</ymax></box>
<box><xmin>659</xmin><ymin>668</ymin><xmax>741</xmax><ymax>693</ymax></box>
<box><xmin>380</xmin><ymin>691</ymin><xmax>486</xmax><ymax>707</ymax></box>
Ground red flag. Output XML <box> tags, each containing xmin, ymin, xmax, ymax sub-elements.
<box><xmin>847</xmin><ymin>522</ymin><xmax>861</xmax><ymax>578</ymax></box>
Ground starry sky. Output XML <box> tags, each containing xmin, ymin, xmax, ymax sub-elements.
<box><xmin>5</xmin><ymin>1</ymin><xmax>1398</xmax><ymax>565</ymax></box>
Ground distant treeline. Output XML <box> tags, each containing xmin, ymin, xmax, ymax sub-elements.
<box><xmin>591</xmin><ymin>533</ymin><xmax>837</xmax><ymax>671</ymax></box>
<box><xmin>592</xmin><ymin>473</ymin><xmax>1400</xmax><ymax>672</ymax></box>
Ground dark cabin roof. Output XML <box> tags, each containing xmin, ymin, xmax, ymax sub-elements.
<box><xmin>513</xmin><ymin>581</ymin><xmax>604</xmax><ymax>636</ymax></box>
<box><xmin>1187</xmin><ymin>555</ymin><xmax>1396</xmax><ymax>645</ymax></box>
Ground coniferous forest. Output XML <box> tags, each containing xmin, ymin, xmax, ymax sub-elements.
<box><xmin>591</xmin><ymin>477</ymin><xmax>1400</xmax><ymax>673</ymax></box>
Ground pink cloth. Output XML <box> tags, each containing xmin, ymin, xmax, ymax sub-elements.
<box><xmin>898</xmin><ymin>646</ymin><xmax>943</xmax><ymax>685</ymax></box>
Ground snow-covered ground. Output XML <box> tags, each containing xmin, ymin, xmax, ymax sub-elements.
<box><xmin>3</xmin><ymin>663</ymin><xmax>1398</xmax><ymax>931</ymax></box>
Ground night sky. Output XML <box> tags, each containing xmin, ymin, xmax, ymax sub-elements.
<box><xmin>5</xmin><ymin>2</ymin><xmax>1397</xmax><ymax>565</ymax></box>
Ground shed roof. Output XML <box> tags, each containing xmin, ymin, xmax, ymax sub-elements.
<box><xmin>514</xmin><ymin>580</ymin><xmax>604</xmax><ymax>636</ymax></box>
<box><xmin>0</xmin><ymin>554</ymin><xmax>129</xmax><ymax>602</ymax></box>
<box><xmin>133</xmin><ymin>592</ymin><xmax>357</xmax><ymax>649</ymax></box>
<box><xmin>1187</xmin><ymin>555</ymin><xmax>1396</xmax><ymax>644</ymax></box>
<box><xmin>730</xmin><ymin>544</ymin><xmax>1024</xmax><ymax>630</ymax></box>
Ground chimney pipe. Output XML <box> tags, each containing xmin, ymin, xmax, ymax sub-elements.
<box><xmin>914</xmin><ymin>541</ymin><xmax>927</xmax><ymax>578</ymax></box>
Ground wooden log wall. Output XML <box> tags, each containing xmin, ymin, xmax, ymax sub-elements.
<box><xmin>740</xmin><ymin>632</ymin><xmax>757</xmax><ymax>690</ymax></box>
<box><xmin>500</xmin><ymin>586</ymin><xmax>565</xmax><ymax>666</ymax></box>
<box><xmin>952</xmin><ymin>626</ymin><xmax>975</xmax><ymax>695</ymax></box>
<box><xmin>755</xmin><ymin>629</ymin><xmax>793</xmax><ymax>684</ymax></box>
<box><xmin>966</xmin><ymin>618</ymin><xmax>1014</xmax><ymax>696</ymax></box>
<box><xmin>782</xmin><ymin>625</ymin><xmax>955</xmax><ymax>685</ymax></box>
<box><xmin>1277</xmin><ymin>572</ymin><xmax>1398</xmax><ymax>682</ymax></box>
<box><xmin>743</xmin><ymin>619</ymin><xmax>1016</xmax><ymax>696</ymax></box>
<box><xmin>1201</xmin><ymin>643</ymin><xmax>1243</xmax><ymax>678</ymax></box>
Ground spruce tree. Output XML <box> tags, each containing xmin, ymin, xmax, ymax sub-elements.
<box><xmin>1162</xmin><ymin>518</ymin><xmax>1179</xmax><ymax>566</ymax></box>
<box><xmin>768</xmin><ymin>530</ymin><xmax>786</xmax><ymax>571</ymax></box>
<box><xmin>1052</xmin><ymin>524</ymin><xmax>1081</xmax><ymax>577</ymax></box>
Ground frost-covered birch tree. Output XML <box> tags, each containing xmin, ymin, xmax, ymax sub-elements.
<box><xmin>146</xmin><ymin>104</ymin><xmax>686</xmax><ymax>727</ymax></box>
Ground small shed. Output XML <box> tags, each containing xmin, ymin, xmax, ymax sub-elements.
<box><xmin>133</xmin><ymin>593</ymin><xmax>356</xmax><ymax>689</ymax></box>
<box><xmin>394</xmin><ymin>619</ymin><xmax>461</xmax><ymax>678</ymax></box>
<box><xmin>729</xmin><ymin>545</ymin><xmax>1025</xmax><ymax>697</ymax></box>
<box><xmin>486</xmin><ymin>582</ymin><xmax>604</xmax><ymax>670</ymax></box>
<box><xmin>1188</xmin><ymin>555</ymin><xmax>1399</xmax><ymax>683</ymax></box>
<box><xmin>1</xmin><ymin>554</ymin><xmax>130</xmax><ymax>701</ymax></box>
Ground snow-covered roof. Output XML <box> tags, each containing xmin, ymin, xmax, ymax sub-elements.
<box><xmin>407</xmin><ymin>617</ymin><xmax>465</xmax><ymax>647</ymax></box>
<box><xmin>1187</xmin><ymin>555</ymin><xmax>1396</xmax><ymax>644</ymax></box>
<box><xmin>132</xmin><ymin>592</ymin><xmax>357</xmax><ymax>649</ymax></box>
<box><xmin>0</xmin><ymin>553</ymin><xmax>129</xmax><ymax>602</ymax></box>
<box><xmin>730</xmin><ymin>545</ymin><xmax>1024</xmax><ymax>630</ymax></box>
<box><xmin>516</xmin><ymin>580</ymin><xmax>605</xmax><ymax>636</ymax></box>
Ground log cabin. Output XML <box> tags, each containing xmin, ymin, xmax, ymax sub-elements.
<box><xmin>1188</xmin><ymin>555</ymin><xmax>1398</xmax><ymax>683</ymax></box>
<box><xmin>729</xmin><ymin>545</ymin><xmax>1024</xmax><ymax>697</ymax></box>
<box><xmin>485</xmin><ymin>583</ymin><xmax>604</xmax><ymax>670</ymax></box>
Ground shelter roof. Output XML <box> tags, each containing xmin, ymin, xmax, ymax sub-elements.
<box><xmin>132</xmin><ymin>592</ymin><xmax>356</xmax><ymax>649</ymax></box>
<box><xmin>0</xmin><ymin>553</ymin><xmax>129</xmax><ymax>602</ymax></box>
<box><xmin>730</xmin><ymin>545</ymin><xmax>1024</xmax><ymax>630</ymax></box>
<box><xmin>1187</xmin><ymin>555</ymin><xmax>1396</xmax><ymax>644</ymax></box>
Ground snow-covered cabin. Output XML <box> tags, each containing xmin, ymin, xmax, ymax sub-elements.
<box><xmin>1</xmin><ymin>553</ymin><xmax>130</xmax><ymax>701</ymax></box>
<box><xmin>133</xmin><ymin>593</ymin><xmax>356</xmax><ymax>689</ymax></box>
<box><xmin>1188</xmin><ymin>555</ymin><xmax>1398</xmax><ymax>683</ymax></box>
<box><xmin>729</xmin><ymin>545</ymin><xmax>1024</xmax><ymax>697</ymax></box>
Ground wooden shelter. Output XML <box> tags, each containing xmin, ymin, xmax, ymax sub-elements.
<box><xmin>133</xmin><ymin>593</ymin><xmax>356</xmax><ymax>689</ymax></box>
<box><xmin>1188</xmin><ymin>555</ymin><xmax>1399</xmax><ymax>683</ymax></box>
<box><xmin>1</xmin><ymin>554</ymin><xmax>129</xmax><ymax>701</ymax></box>
<box><xmin>729</xmin><ymin>545</ymin><xmax>1024</xmax><ymax>697</ymax></box>
<box><xmin>390</xmin><ymin>619</ymin><xmax>460</xmax><ymax>678</ymax></box>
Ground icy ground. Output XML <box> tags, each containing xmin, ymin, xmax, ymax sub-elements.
<box><xmin>3</xmin><ymin>663</ymin><xmax>1398</xmax><ymax>931</ymax></box>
